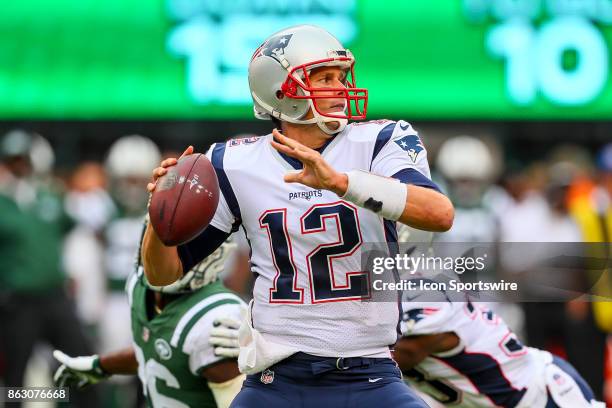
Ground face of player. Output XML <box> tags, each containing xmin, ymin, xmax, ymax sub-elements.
<box><xmin>303</xmin><ymin>66</ymin><xmax>348</xmax><ymax>130</ymax></box>
<box><xmin>3</xmin><ymin>155</ymin><xmax>32</xmax><ymax>179</ymax></box>
<box><xmin>113</xmin><ymin>176</ymin><xmax>150</xmax><ymax>214</ymax></box>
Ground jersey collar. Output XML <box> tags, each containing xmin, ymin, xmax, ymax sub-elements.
<box><xmin>272</xmin><ymin>129</ymin><xmax>344</xmax><ymax>170</ymax></box>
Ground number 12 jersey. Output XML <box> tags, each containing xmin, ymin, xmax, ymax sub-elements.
<box><xmin>199</xmin><ymin>120</ymin><xmax>437</xmax><ymax>358</ymax></box>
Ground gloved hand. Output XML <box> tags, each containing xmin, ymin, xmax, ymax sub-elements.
<box><xmin>209</xmin><ymin>316</ymin><xmax>241</xmax><ymax>358</ymax></box>
<box><xmin>53</xmin><ymin>350</ymin><xmax>110</xmax><ymax>389</ymax></box>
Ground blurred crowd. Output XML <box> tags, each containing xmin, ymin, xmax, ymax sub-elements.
<box><xmin>0</xmin><ymin>128</ymin><xmax>609</xmax><ymax>407</ymax></box>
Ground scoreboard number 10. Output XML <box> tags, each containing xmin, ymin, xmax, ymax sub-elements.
<box><xmin>487</xmin><ymin>16</ymin><xmax>608</xmax><ymax>106</ymax></box>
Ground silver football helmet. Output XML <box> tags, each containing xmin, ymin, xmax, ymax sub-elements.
<box><xmin>436</xmin><ymin>136</ymin><xmax>496</xmax><ymax>181</ymax></box>
<box><xmin>140</xmin><ymin>241</ymin><xmax>238</xmax><ymax>293</ymax></box>
<box><xmin>134</xmin><ymin>217</ymin><xmax>238</xmax><ymax>294</ymax></box>
<box><xmin>105</xmin><ymin>135</ymin><xmax>161</xmax><ymax>179</ymax></box>
<box><xmin>105</xmin><ymin>135</ymin><xmax>161</xmax><ymax>214</ymax></box>
<box><xmin>143</xmin><ymin>239</ymin><xmax>238</xmax><ymax>294</ymax></box>
<box><xmin>248</xmin><ymin>24</ymin><xmax>368</xmax><ymax>135</ymax></box>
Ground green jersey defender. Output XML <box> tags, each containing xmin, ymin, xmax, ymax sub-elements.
<box><xmin>54</xmin><ymin>220</ymin><xmax>246</xmax><ymax>408</ymax></box>
<box><xmin>128</xmin><ymin>267</ymin><xmax>243</xmax><ymax>407</ymax></box>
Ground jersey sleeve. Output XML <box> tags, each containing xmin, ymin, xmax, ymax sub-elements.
<box><xmin>205</xmin><ymin>144</ymin><xmax>237</xmax><ymax>234</ymax></box>
<box><xmin>181</xmin><ymin>301</ymin><xmax>243</xmax><ymax>376</ymax></box>
<box><xmin>370</xmin><ymin>120</ymin><xmax>439</xmax><ymax>191</ymax></box>
<box><xmin>400</xmin><ymin>300</ymin><xmax>456</xmax><ymax>337</ymax></box>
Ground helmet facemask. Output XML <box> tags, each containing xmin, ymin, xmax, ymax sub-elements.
<box><xmin>279</xmin><ymin>55</ymin><xmax>368</xmax><ymax>134</ymax></box>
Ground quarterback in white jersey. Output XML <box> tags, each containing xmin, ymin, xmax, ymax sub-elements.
<box><xmin>396</xmin><ymin>298</ymin><xmax>604</xmax><ymax>408</ymax></box>
<box><xmin>142</xmin><ymin>24</ymin><xmax>453</xmax><ymax>407</ymax></box>
<box><xmin>200</xmin><ymin>119</ymin><xmax>435</xmax><ymax>358</ymax></box>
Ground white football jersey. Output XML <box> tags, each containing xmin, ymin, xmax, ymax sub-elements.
<box><xmin>400</xmin><ymin>299</ymin><xmax>551</xmax><ymax>407</ymax></box>
<box><xmin>205</xmin><ymin>120</ymin><xmax>434</xmax><ymax>357</ymax></box>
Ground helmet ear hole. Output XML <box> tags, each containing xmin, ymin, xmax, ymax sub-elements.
<box><xmin>275</xmin><ymin>90</ymin><xmax>284</xmax><ymax>100</ymax></box>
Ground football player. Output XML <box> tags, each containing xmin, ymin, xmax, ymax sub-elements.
<box><xmin>395</xmin><ymin>296</ymin><xmax>605</xmax><ymax>408</ymax></box>
<box><xmin>100</xmin><ymin>135</ymin><xmax>163</xmax><ymax>360</ymax></box>
<box><xmin>142</xmin><ymin>24</ymin><xmax>454</xmax><ymax>407</ymax></box>
<box><xmin>208</xmin><ymin>297</ymin><xmax>605</xmax><ymax>408</ymax></box>
<box><xmin>53</xmin><ymin>223</ymin><xmax>246</xmax><ymax>408</ymax></box>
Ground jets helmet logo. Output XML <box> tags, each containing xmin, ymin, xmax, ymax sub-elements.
<box><xmin>253</xmin><ymin>34</ymin><xmax>293</xmax><ymax>62</ymax></box>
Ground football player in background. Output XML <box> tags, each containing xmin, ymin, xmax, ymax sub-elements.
<box><xmin>211</xmin><ymin>295</ymin><xmax>605</xmax><ymax>408</ymax></box>
<box><xmin>53</xmin><ymin>223</ymin><xmax>246</xmax><ymax>408</ymax></box>
<box><xmin>101</xmin><ymin>135</ymin><xmax>163</xmax><ymax>354</ymax></box>
<box><xmin>434</xmin><ymin>135</ymin><xmax>500</xmax><ymax>243</ymax></box>
<box><xmin>0</xmin><ymin>129</ymin><xmax>100</xmax><ymax>407</ymax></box>
<box><xmin>395</xmin><ymin>296</ymin><xmax>605</xmax><ymax>408</ymax></box>
<box><xmin>142</xmin><ymin>24</ymin><xmax>453</xmax><ymax>407</ymax></box>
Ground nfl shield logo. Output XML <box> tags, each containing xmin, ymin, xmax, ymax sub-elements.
<box><xmin>142</xmin><ymin>327</ymin><xmax>150</xmax><ymax>342</ymax></box>
<box><xmin>260</xmin><ymin>369</ymin><xmax>275</xmax><ymax>384</ymax></box>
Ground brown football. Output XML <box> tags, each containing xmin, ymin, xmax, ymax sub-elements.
<box><xmin>148</xmin><ymin>153</ymin><xmax>219</xmax><ymax>246</ymax></box>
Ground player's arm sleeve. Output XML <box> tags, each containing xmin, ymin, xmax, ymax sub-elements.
<box><xmin>182</xmin><ymin>301</ymin><xmax>244</xmax><ymax>376</ymax></box>
<box><xmin>370</xmin><ymin>121</ymin><xmax>441</xmax><ymax>192</ymax></box>
<box><xmin>176</xmin><ymin>143</ymin><xmax>239</xmax><ymax>271</ymax></box>
<box><xmin>177</xmin><ymin>226</ymin><xmax>230</xmax><ymax>273</ymax></box>
<box><xmin>206</xmin><ymin>143</ymin><xmax>242</xmax><ymax>233</ymax></box>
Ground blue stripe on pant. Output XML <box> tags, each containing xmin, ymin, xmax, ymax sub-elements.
<box><xmin>545</xmin><ymin>356</ymin><xmax>596</xmax><ymax>408</ymax></box>
<box><xmin>230</xmin><ymin>353</ymin><xmax>428</xmax><ymax>408</ymax></box>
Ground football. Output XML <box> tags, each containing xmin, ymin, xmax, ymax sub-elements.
<box><xmin>148</xmin><ymin>153</ymin><xmax>219</xmax><ymax>246</ymax></box>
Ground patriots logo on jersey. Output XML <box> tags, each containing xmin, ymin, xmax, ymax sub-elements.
<box><xmin>394</xmin><ymin>135</ymin><xmax>424</xmax><ymax>163</ymax></box>
<box><xmin>404</xmin><ymin>307</ymin><xmax>439</xmax><ymax>324</ymax></box>
<box><xmin>255</xmin><ymin>34</ymin><xmax>293</xmax><ymax>62</ymax></box>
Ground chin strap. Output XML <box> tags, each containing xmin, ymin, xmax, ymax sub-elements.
<box><xmin>317</xmin><ymin>119</ymin><xmax>347</xmax><ymax>135</ymax></box>
<box><xmin>307</xmin><ymin>98</ymin><xmax>348</xmax><ymax>135</ymax></box>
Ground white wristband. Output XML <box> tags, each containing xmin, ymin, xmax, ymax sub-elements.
<box><xmin>341</xmin><ymin>170</ymin><xmax>407</xmax><ymax>220</ymax></box>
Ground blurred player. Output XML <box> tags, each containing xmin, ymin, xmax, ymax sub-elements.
<box><xmin>395</xmin><ymin>296</ymin><xmax>605</xmax><ymax>408</ymax></box>
<box><xmin>0</xmin><ymin>129</ymin><xmax>100</xmax><ymax>407</ymax></box>
<box><xmin>210</xmin><ymin>297</ymin><xmax>605</xmax><ymax>408</ymax></box>
<box><xmin>435</xmin><ymin>135</ymin><xmax>499</xmax><ymax>243</ymax></box>
<box><xmin>434</xmin><ymin>136</ymin><xmax>526</xmax><ymax>335</ymax></box>
<box><xmin>53</xmin><ymin>221</ymin><xmax>246</xmax><ymax>408</ymax></box>
<box><xmin>101</xmin><ymin>135</ymin><xmax>163</xmax><ymax>353</ymax></box>
<box><xmin>142</xmin><ymin>24</ymin><xmax>454</xmax><ymax>407</ymax></box>
<box><xmin>82</xmin><ymin>135</ymin><xmax>163</xmax><ymax>405</ymax></box>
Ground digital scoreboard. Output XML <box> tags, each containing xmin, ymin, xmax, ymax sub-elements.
<box><xmin>1</xmin><ymin>0</ymin><xmax>611</xmax><ymax>119</ymax></box>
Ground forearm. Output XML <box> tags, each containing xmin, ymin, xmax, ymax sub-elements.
<box><xmin>334</xmin><ymin>171</ymin><xmax>454</xmax><ymax>232</ymax></box>
<box><xmin>98</xmin><ymin>348</ymin><xmax>139</xmax><ymax>375</ymax></box>
<box><xmin>394</xmin><ymin>333</ymin><xmax>460</xmax><ymax>371</ymax></box>
<box><xmin>393</xmin><ymin>340</ymin><xmax>429</xmax><ymax>371</ymax></box>
<box><xmin>141</xmin><ymin>223</ymin><xmax>183</xmax><ymax>286</ymax></box>
<box><xmin>398</xmin><ymin>185</ymin><xmax>454</xmax><ymax>232</ymax></box>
